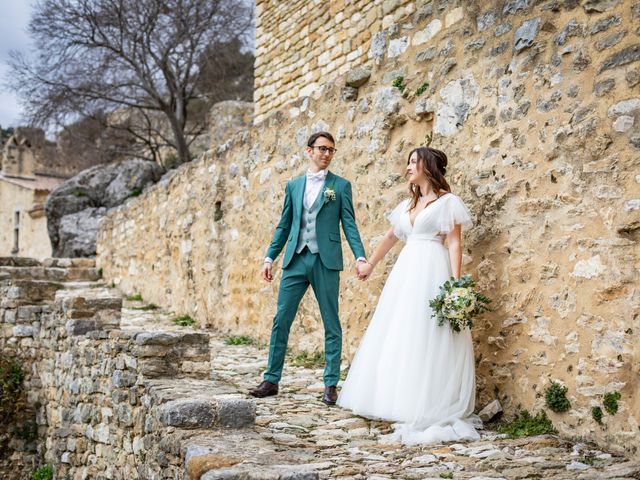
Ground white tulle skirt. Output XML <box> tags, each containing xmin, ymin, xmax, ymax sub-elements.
<box><xmin>338</xmin><ymin>235</ymin><xmax>482</xmax><ymax>445</ymax></box>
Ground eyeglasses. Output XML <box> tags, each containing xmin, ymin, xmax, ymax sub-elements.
<box><xmin>311</xmin><ymin>145</ymin><xmax>337</xmax><ymax>155</ymax></box>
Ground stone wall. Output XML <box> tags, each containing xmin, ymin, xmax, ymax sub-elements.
<box><xmin>254</xmin><ymin>0</ymin><xmax>416</xmax><ymax>122</ymax></box>
<box><xmin>0</xmin><ymin>258</ymin><xmax>254</xmax><ymax>479</ymax></box>
<box><xmin>99</xmin><ymin>0</ymin><xmax>640</xmax><ymax>457</ymax></box>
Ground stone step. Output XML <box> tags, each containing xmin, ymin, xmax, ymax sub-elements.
<box><xmin>0</xmin><ymin>266</ymin><xmax>101</xmax><ymax>282</ymax></box>
<box><xmin>55</xmin><ymin>287</ymin><xmax>122</xmax><ymax>334</ymax></box>
<box><xmin>132</xmin><ymin>330</ymin><xmax>211</xmax><ymax>379</ymax></box>
<box><xmin>183</xmin><ymin>432</ymin><xmax>325</xmax><ymax>480</ymax></box>
<box><xmin>1</xmin><ymin>280</ymin><xmax>66</xmax><ymax>307</ymax></box>
<box><xmin>0</xmin><ymin>257</ymin><xmax>41</xmax><ymax>267</ymax></box>
<box><xmin>0</xmin><ymin>257</ymin><xmax>96</xmax><ymax>268</ymax></box>
<box><xmin>146</xmin><ymin>379</ymin><xmax>256</xmax><ymax>430</ymax></box>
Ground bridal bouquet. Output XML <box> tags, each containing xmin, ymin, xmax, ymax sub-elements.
<box><xmin>429</xmin><ymin>274</ymin><xmax>491</xmax><ymax>333</ymax></box>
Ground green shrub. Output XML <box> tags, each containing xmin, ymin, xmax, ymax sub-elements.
<box><xmin>424</xmin><ymin>131</ymin><xmax>433</xmax><ymax>147</ymax></box>
<box><xmin>392</xmin><ymin>75</ymin><xmax>406</xmax><ymax>93</ymax></box>
<box><xmin>0</xmin><ymin>357</ymin><xmax>25</xmax><ymax>424</ymax></box>
<box><xmin>290</xmin><ymin>351</ymin><xmax>324</xmax><ymax>369</ymax></box>
<box><xmin>439</xmin><ymin>473</ymin><xmax>454</xmax><ymax>479</ymax></box>
<box><xmin>591</xmin><ymin>406</ymin><xmax>603</xmax><ymax>424</ymax></box>
<box><xmin>127</xmin><ymin>293</ymin><xmax>143</xmax><ymax>301</ymax></box>
<box><xmin>32</xmin><ymin>465</ymin><xmax>54</xmax><ymax>480</ymax></box>
<box><xmin>128</xmin><ymin>187</ymin><xmax>143</xmax><ymax>198</ymax></box>
<box><xmin>15</xmin><ymin>419</ymin><xmax>38</xmax><ymax>441</ymax></box>
<box><xmin>603</xmin><ymin>392</ymin><xmax>621</xmax><ymax>415</ymax></box>
<box><xmin>173</xmin><ymin>315</ymin><xmax>196</xmax><ymax>327</ymax></box>
<box><xmin>132</xmin><ymin>303</ymin><xmax>159</xmax><ymax>311</ymax></box>
<box><xmin>497</xmin><ymin>410</ymin><xmax>557</xmax><ymax>438</ymax></box>
<box><xmin>544</xmin><ymin>382</ymin><xmax>571</xmax><ymax>413</ymax></box>
<box><xmin>225</xmin><ymin>335</ymin><xmax>254</xmax><ymax>346</ymax></box>
<box><xmin>416</xmin><ymin>81</ymin><xmax>429</xmax><ymax>96</ymax></box>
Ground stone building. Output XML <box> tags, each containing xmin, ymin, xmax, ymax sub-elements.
<box><xmin>0</xmin><ymin>131</ymin><xmax>65</xmax><ymax>258</ymax></box>
<box><xmin>99</xmin><ymin>0</ymin><xmax>639</xmax><ymax>457</ymax></box>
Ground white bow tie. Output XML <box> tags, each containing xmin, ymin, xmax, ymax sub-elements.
<box><xmin>306</xmin><ymin>171</ymin><xmax>326</xmax><ymax>181</ymax></box>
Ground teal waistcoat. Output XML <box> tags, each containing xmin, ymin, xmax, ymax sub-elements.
<box><xmin>295</xmin><ymin>185</ymin><xmax>324</xmax><ymax>254</ymax></box>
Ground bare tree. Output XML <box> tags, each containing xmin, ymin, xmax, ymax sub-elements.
<box><xmin>8</xmin><ymin>0</ymin><xmax>254</xmax><ymax>167</ymax></box>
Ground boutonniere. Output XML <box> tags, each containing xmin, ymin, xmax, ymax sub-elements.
<box><xmin>323</xmin><ymin>186</ymin><xmax>336</xmax><ymax>204</ymax></box>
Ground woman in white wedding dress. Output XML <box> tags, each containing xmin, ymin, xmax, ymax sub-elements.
<box><xmin>338</xmin><ymin>146</ymin><xmax>481</xmax><ymax>445</ymax></box>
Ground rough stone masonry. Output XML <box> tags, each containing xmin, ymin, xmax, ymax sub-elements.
<box><xmin>3</xmin><ymin>260</ymin><xmax>640</xmax><ymax>478</ymax></box>
<box><xmin>98</xmin><ymin>0</ymin><xmax>640</xmax><ymax>457</ymax></box>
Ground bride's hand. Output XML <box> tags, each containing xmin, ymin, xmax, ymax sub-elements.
<box><xmin>357</xmin><ymin>262</ymin><xmax>374</xmax><ymax>281</ymax></box>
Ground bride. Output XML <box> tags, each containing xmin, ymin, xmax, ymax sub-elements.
<box><xmin>338</xmin><ymin>146</ymin><xmax>481</xmax><ymax>445</ymax></box>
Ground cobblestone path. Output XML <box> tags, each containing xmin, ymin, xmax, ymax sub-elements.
<box><xmin>209</xmin><ymin>341</ymin><xmax>638</xmax><ymax>479</ymax></box>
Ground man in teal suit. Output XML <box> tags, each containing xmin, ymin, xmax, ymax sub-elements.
<box><xmin>249</xmin><ymin>131</ymin><xmax>366</xmax><ymax>405</ymax></box>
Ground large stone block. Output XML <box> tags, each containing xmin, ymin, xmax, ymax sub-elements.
<box><xmin>159</xmin><ymin>399</ymin><xmax>216</xmax><ymax>429</ymax></box>
<box><xmin>216</xmin><ymin>398</ymin><xmax>256</xmax><ymax>428</ymax></box>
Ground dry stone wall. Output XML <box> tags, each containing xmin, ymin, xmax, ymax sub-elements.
<box><xmin>0</xmin><ymin>259</ymin><xmax>254</xmax><ymax>479</ymax></box>
<box><xmin>99</xmin><ymin>0</ymin><xmax>640</xmax><ymax>457</ymax></box>
<box><xmin>254</xmin><ymin>0</ymin><xmax>417</xmax><ymax>122</ymax></box>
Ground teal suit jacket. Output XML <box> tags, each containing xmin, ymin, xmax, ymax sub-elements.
<box><xmin>266</xmin><ymin>172</ymin><xmax>366</xmax><ymax>271</ymax></box>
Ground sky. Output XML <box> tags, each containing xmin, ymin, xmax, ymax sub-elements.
<box><xmin>0</xmin><ymin>1</ymin><xmax>34</xmax><ymax>129</ymax></box>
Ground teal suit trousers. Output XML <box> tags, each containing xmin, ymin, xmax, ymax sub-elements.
<box><xmin>264</xmin><ymin>248</ymin><xmax>341</xmax><ymax>386</ymax></box>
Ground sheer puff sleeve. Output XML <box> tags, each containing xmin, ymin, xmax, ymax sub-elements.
<box><xmin>437</xmin><ymin>194</ymin><xmax>473</xmax><ymax>234</ymax></box>
<box><xmin>387</xmin><ymin>199</ymin><xmax>410</xmax><ymax>242</ymax></box>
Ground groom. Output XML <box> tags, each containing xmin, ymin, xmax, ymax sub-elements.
<box><xmin>249</xmin><ymin>131</ymin><xmax>367</xmax><ymax>405</ymax></box>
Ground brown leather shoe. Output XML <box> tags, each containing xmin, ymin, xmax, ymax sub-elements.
<box><xmin>322</xmin><ymin>385</ymin><xmax>338</xmax><ymax>405</ymax></box>
<box><xmin>249</xmin><ymin>381</ymin><xmax>278</xmax><ymax>398</ymax></box>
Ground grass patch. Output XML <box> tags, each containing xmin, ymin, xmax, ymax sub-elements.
<box><xmin>416</xmin><ymin>81</ymin><xmax>429</xmax><ymax>96</ymax></box>
<box><xmin>544</xmin><ymin>382</ymin><xmax>571</xmax><ymax>413</ymax></box>
<box><xmin>127</xmin><ymin>293</ymin><xmax>143</xmax><ymax>301</ymax></box>
<box><xmin>290</xmin><ymin>350</ymin><xmax>325</xmax><ymax>369</ymax></box>
<box><xmin>497</xmin><ymin>410</ymin><xmax>557</xmax><ymax>438</ymax></box>
<box><xmin>132</xmin><ymin>303</ymin><xmax>160</xmax><ymax>311</ymax></box>
<box><xmin>128</xmin><ymin>187</ymin><xmax>143</xmax><ymax>198</ymax></box>
<box><xmin>32</xmin><ymin>465</ymin><xmax>54</xmax><ymax>480</ymax></box>
<box><xmin>591</xmin><ymin>406</ymin><xmax>603</xmax><ymax>424</ymax></box>
<box><xmin>392</xmin><ymin>75</ymin><xmax>406</xmax><ymax>93</ymax></box>
<box><xmin>173</xmin><ymin>315</ymin><xmax>196</xmax><ymax>327</ymax></box>
<box><xmin>439</xmin><ymin>473</ymin><xmax>454</xmax><ymax>479</ymax></box>
<box><xmin>225</xmin><ymin>335</ymin><xmax>254</xmax><ymax>346</ymax></box>
<box><xmin>577</xmin><ymin>453</ymin><xmax>596</xmax><ymax>466</ymax></box>
<box><xmin>603</xmin><ymin>391</ymin><xmax>621</xmax><ymax>415</ymax></box>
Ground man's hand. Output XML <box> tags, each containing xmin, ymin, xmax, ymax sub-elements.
<box><xmin>356</xmin><ymin>260</ymin><xmax>373</xmax><ymax>281</ymax></box>
<box><xmin>262</xmin><ymin>262</ymin><xmax>274</xmax><ymax>282</ymax></box>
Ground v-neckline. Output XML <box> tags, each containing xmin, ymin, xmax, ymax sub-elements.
<box><xmin>408</xmin><ymin>193</ymin><xmax>448</xmax><ymax>228</ymax></box>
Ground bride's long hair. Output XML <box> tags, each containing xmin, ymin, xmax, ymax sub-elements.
<box><xmin>407</xmin><ymin>147</ymin><xmax>451</xmax><ymax>211</ymax></box>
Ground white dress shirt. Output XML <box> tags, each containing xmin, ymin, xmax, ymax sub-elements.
<box><xmin>304</xmin><ymin>169</ymin><xmax>327</xmax><ymax>209</ymax></box>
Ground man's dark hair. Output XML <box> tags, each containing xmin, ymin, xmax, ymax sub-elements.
<box><xmin>307</xmin><ymin>131</ymin><xmax>335</xmax><ymax>147</ymax></box>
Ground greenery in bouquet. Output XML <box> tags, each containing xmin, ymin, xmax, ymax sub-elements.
<box><xmin>429</xmin><ymin>274</ymin><xmax>491</xmax><ymax>333</ymax></box>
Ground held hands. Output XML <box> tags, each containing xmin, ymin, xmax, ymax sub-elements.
<box><xmin>355</xmin><ymin>260</ymin><xmax>374</xmax><ymax>281</ymax></box>
<box><xmin>261</xmin><ymin>262</ymin><xmax>274</xmax><ymax>282</ymax></box>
